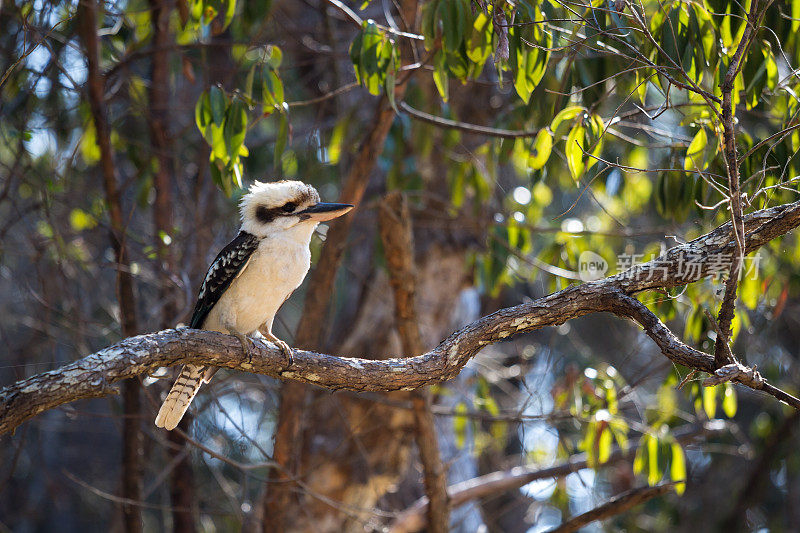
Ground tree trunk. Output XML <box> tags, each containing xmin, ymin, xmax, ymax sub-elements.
<box><xmin>77</xmin><ymin>1</ymin><xmax>141</xmax><ymax>530</ymax></box>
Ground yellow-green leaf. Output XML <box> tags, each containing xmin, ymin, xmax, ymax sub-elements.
<box><xmin>671</xmin><ymin>442</ymin><xmax>687</xmax><ymax>495</ymax></box>
<box><xmin>551</xmin><ymin>106</ymin><xmax>584</xmax><ymax>138</ymax></box>
<box><xmin>69</xmin><ymin>208</ymin><xmax>98</xmax><ymax>231</ymax></box>
<box><xmin>433</xmin><ymin>51</ymin><xmax>449</xmax><ymax>102</ymax></box>
<box><xmin>528</xmin><ymin>129</ymin><xmax>553</xmax><ymax>170</ymax></box>
<box><xmin>598</xmin><ymin>426</ymin><xmax>612</xmax><ymax>464</ymax></box>
<box><xmin>703</xmin><ymin>384</ymin><xmax>718</xmax><ymax>419</ymax></box>
<box><xmin>566</xmin><ymin>123</ymin><xmax>586</xmax><ymax>180</ymax></box>
<box><xmin>647</xmin><ymin>434</ymin><xmax>660</xmax><ymax>486</ymax></box>
<box><xmin>722</xmin><ymin>383</ymin><xmax>737</xmax><ymax>418</ymax></box>
<box><xmin>80</xmin><ymin>122</ymin><xmax>100</xmax><ymax>164</ymax></box>
<box><xmin>684</xmin><ymin>128</ymin><xmax>708</xmax><ymax>171</ymax></box>
<box><xmin>454</xmin><ymin>402</ymin><xmax>468</xmax><ymax>449</ymax></box>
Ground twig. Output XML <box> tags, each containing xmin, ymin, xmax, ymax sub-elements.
<box><xmin>399</xmin><ymin>101</ymin><xmax>541</xmax><ymax>138</ymax></box>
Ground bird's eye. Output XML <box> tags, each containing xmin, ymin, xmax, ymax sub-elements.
<box><xmin>281</xmin><ymin>202</ymin><xmax>296</xmax><ymax>213</ymax></box>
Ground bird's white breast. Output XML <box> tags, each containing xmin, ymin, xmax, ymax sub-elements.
<box><xmin>202</xmin><ymin>233</ymin><xmax>312</xmax><ymax>335</ymax></box>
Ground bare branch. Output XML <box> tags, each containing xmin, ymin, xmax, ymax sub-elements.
<box><xmin>388</xmin><ymin>422</ymin><xmax>722</xmax><ymax>533</ymax></box>
<box><xmin>546</xmin><ymin>483</ymin><xmax>674</xmax><ymax>533</ymax></box>
<box><xmin>399</xmin><ymin>101</ymin><xmax>541</xmax><ymax>138</ymax></box>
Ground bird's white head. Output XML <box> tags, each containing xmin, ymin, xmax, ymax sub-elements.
<box><xmin>239</xmin><ymin>180</ymin><xmax>353</xmax><ymax>238</ymax></box>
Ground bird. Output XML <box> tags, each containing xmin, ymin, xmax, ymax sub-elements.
<box><xmin>154</xmin><ymin>180</ymin><xmax>353</xmax><ymax>430</ymax></box>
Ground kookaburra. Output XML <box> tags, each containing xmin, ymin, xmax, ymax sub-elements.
<box><xmin>155</xmin><ymin>180</ymin><xmax>353</xmax><ymax>430</ymax></box>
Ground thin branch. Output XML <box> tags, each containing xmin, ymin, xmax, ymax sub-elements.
<box><xmin>546</xmin><ymin>483</ymin><xmax>674</xmax><ymax>533</ymax></box>
<box><xmin>714</xmin><ymin>0</ymin><xmax>774</xmax><ymax>367</ymax></box>
<box><xmin>388</xmin><ymin>422</ymin><xmax>721</xmax><ymax>533</ymax></box>
<box><xmin>399</xmin><ymin>101</ymin><xmax>541</xmax><ymax>138</ymax></box>
<box><xmin>325</xmin><ymin>0</ymin><xmax>424</xmax><ymax>40</ymax></box>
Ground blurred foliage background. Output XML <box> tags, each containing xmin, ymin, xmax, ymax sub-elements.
<box><xmin>1</xmin><ymin>0</ymin><xmax>800</xmax><ymax>531</ymax></box>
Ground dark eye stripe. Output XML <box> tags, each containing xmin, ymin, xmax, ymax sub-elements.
<box><xmin>255</xmin><ymin>205</ymin><xmax>276</xmax><ymax>223</ymax></box>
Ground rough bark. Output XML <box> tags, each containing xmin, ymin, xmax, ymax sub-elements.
<box><xmin>77</xmin><ymin>2</ymin><xmax>141</xmax><ymax>530</ymax></box>
<box><xmin>4</xmin><ymin>198</ymin><xmax>800</xmax><ymax>435</ymax></box>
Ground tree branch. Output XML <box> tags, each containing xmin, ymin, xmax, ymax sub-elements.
<box><xmin>3</xmin><ymin>199</ymin><xmax>800</xmax><ymax>435</ymax></box>
<box><xmin>714</xmin><ymin>0</ymin><xmax>771</xmax><ymax>367</ymax></box>
<box><xmin>77</xmin><ymin>2</ymin><xmax>142</xmax><ymax>529</ymax></box>
<box><xmin>387</xmin><ymin>422</ymin><xmax>721</xmax><ymax>533</ymax></box>
<box><xmin>546</xmin><ymin>483</ymin><xmax>674</xmax><ymax>533</ymax></box>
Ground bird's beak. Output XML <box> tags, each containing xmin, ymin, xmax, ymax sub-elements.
<box><xmin>297</xmin><ymin>202</ymin><xmax>354</xmax><ymax>222</ymax></box>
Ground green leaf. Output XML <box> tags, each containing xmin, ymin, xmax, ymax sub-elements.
<box><xmin>684</xmin><ymin>128</ymin><xmax>708</xmax><ymax>171</ymax></box>
<box><xmin>349</xmin><ymin>30</ymin><xmax>364</xmax><ymax>83</ymax></box>
<box><xmin>551</xmin><ymin>106</ymin><xmax>584</xmax><ymax>138</ymax></box>
<box><xmin>598</xmin><ymin>425</ymin><xmax>612</xmax><ymax>464</ymax></box>
<box><xmin>454</xmin><ymin>402</ymin><xmax>468</xmax><ymax>449</ymax></box>
<box><xmin>566</xmin><ymin>123</ymin><xmax>586</xmax><ymax>180</ymax></box>
<box><xmin>222</xmin><ymin>0</ymin><xmax>236</xmax><ymax>30</ymax></box>
<box><xmin>609</xmin><ymin>418</ymin><xmax>629</xmax><ymax>451</ymax></box>
<box><xmin>223</xmin><ymin>100</ymin><xmax>247</xmax><ymax>161</ymax></box>
<box><xmin>671</xmin><ymin>443</ymin><xmax>687</xmax><ymax>495</ymax></box>
<box><xmin>433</xmin><ymin>50</ymin><xmax>449</xmax><ymax>102</ymax></box>
<box><xmin>210</xmin><ymin>122</ymin><xmax>227</xmax><ymax>160</ymax></box>
<box><xmin>440</xmin><ymin>0</ymin><xmax>466</xmax><ymax>53</ymax></box>
<box><xmin>647</xmin><ymin>433</ymin><xmax>660</xmax><ymax>486</ymax></box>
<box><xmin>585</xmin><ymin>114</ymin><xmax>605</xmax><ymax>172</ymax></box>
<box><xmin>70</xmin><ymin>208</ymin><xmax>98</xmax><ymax>231</ymax></box>
<box><xmin>262</xmin><ymin>68</ymin><xmax>284</xmax><ymax>109</ymax></box>
<box><xmin>703</xmin><ymin>384</ymin><xmax>718</xmax><ymax>419</ymax></box>
<box><xmin>528</xmin><ymin>129</ymin><xmax>553</xmax><ymax>170</ymax></box>
<box><xmin>466</xmin><ymin>10</ymin><xmax>492</xmax><ymax>66</ymax></box>
<box><xmin>656</xmin><ymin>382</ymin><xmax>677</xmax><ymax>422</ymax></box>
<box><xmin>209</xmin><ymin>85</ymin><xmax>227</xmax><ymax>126</ymax></box>
<box><xmin>514</xmin><ymin>48</ymin><xmax>534</xmax><ymax>104</ymax></box>
<box><xmin>195</xmin><ymin>91</ymin><xmax>212</xmax><ymax>137</ymax></box>
<box><xmin>244</xmin><ymin>64</ymin><xmax>256</xmax><ymax>100</ymax></box>
<box><xmin>360</xmin><ymin>21</ymin><xmax>384</xmax><ymax>95</ymax></box>
<box><xmin>722</xmin><ymin>383</ymin><xmax>737</xmax><ymax>418</ymax></box>
<box><xmin>633</xmin><ymin>439</ymin><xmax>645</xmax><ymax>475</ymax></box>
<box><xmin>266</xmin><ymin>45</ymin><xmax>283</xmax><ymax>68</ymax></box>
<box><xmin>80</xmin><ymin>121</ymin><xmax>101</xmax><ymax>164</ymax></box>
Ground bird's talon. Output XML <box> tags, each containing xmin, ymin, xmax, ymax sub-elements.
<box><xmin>278</xmin><ymin>341</ymin><xmax>294</xmax><ymax>366</ymax></box>
<box><xmin>270</xmin><ymin>339</ymin><xmax>293</xmax><ymax>366</ymax></box>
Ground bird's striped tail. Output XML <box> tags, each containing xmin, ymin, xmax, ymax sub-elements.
<box><xmin>155</xmin><ymin>364</ymin><xmax>214</xmax><ymax>430</ymax></box>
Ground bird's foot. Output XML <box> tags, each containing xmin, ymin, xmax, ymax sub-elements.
<box><xmin>275</xmin><ymin>339</ymin><xmax>294</xmax><ymax>366</ymax></box>
<box><xmin>231</xmin><ymin>331</ymin><xmax>254</xmax><ymax>364</ymax></box>
<box><xmin>262</xmin><ymin>331</ymin><xmax>294</xmax><ymax>366</ymax></box>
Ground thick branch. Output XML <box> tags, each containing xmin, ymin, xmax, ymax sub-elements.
<box><xmin>3</xmin><ymin>200</ymin><xmax>800</xmax><ymax>435</ymax></box>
